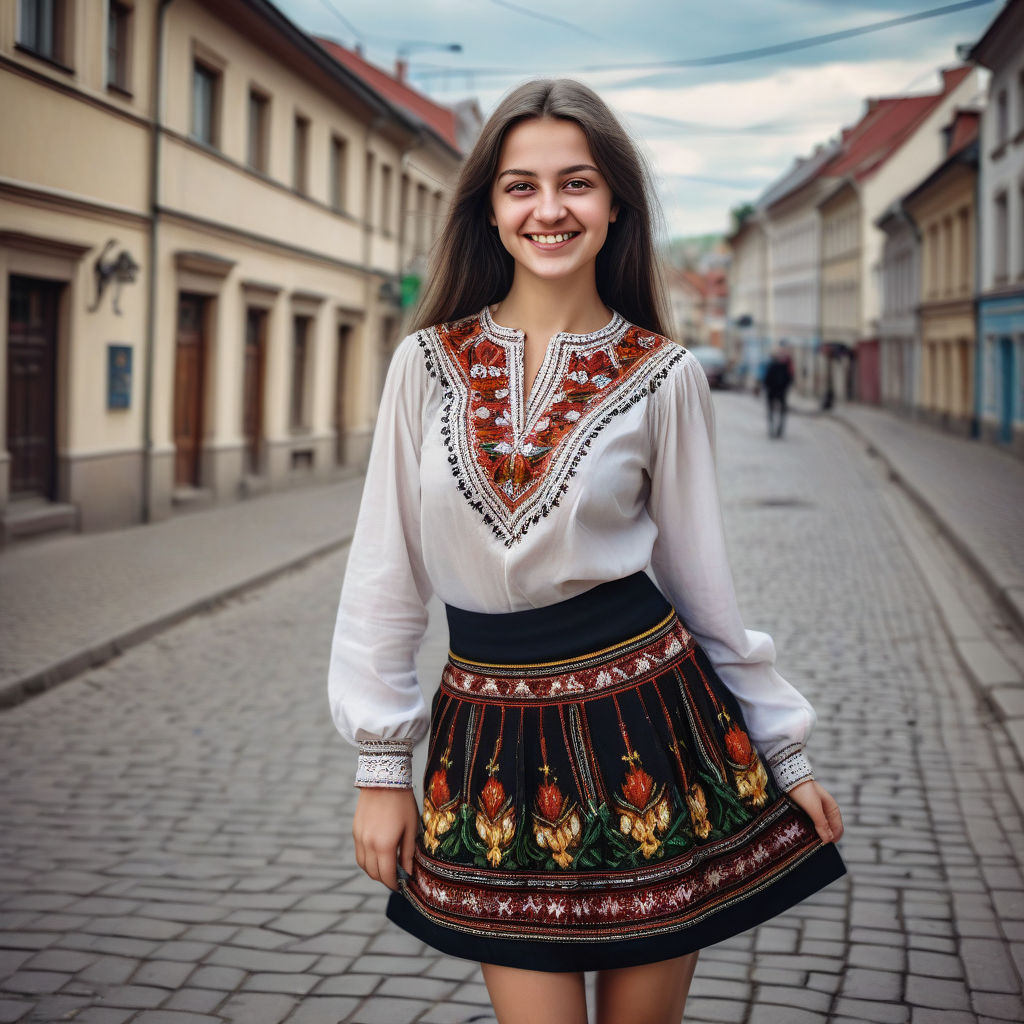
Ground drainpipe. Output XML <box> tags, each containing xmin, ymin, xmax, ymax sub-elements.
<box><xmin>360</xmin><ymin>113</ymin><xmax>388</xmax><ymax>414</ymax></box>
<box><xmin>396</xmin><ymin>131</ymin><xmax>427</xmax><ymax>322</ymax></box>
<box><xmin>141</xmin><ymin>0</ymin><xmax>175</xmax><ymax>522</ymax></box>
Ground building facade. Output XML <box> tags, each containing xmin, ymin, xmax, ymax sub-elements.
<box><xmin>971</xmin><ymin>0</ymin><xmax>1024</xmax><ymax>454</ymax></box>
<box><xmin>903</xmin><ymin>125</ymin><xmax>979</xmax><ymax>434</ymax></box>
<box><xmin>0</xmin><ymin>0</ymin><xmax>464</xmax><ymax>541</ymax></box>
<box><xmin>876</xmin><ymin>202</ymin><xmax>920</xmax><ymax>413</ymax></box>
<box><xmin>818</xmin><ymin>180</ymin><xmax>863</xmax><ymax>402</ymax></box>
<box><xmin>758</xmin><ymin>143</ymin><xmax>839</xmax><ymax>397</ymax></box>
<box><xmin>725</xmin><ymin>214</ymin><xmax>770</xmax><ymax>387</ymax></box>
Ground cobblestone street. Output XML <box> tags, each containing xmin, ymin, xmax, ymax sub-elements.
<box><xmin>1</xmin><ymin>393</ymin><xmax>1022</xmax><ymax>1024</ymax></box>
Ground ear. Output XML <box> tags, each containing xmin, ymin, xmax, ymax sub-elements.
<box><xmin>488</xmin><ymin>208</ymin><xmax>497</xmax><ymax>227</ymax></box>
<box><xmin>609</xmin><ymin>202</ymin><xmax>619</xmax><ymax>224</ymax></box>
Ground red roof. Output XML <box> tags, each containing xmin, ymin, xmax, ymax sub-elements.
<box><xmin>314</xmin><ymin>37</ymin><xmax>460</xmax><ymax>152</ymax></box>
<box><xmin>824</xmin><ymin>66</ymin><xmax>971</xmax><ymax>181</ymax></box>
<box><xmin>947</xmin><ymin>109</ymin><xmax>980</xmax><ymax>156</ymax></box>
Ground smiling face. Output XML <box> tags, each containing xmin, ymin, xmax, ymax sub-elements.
<box><xmin>489</xmin><ymin>117</ymin><xmax>618</xmax><ymax>286</ymax></box>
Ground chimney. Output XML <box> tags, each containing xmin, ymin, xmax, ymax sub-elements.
<box><xmin>395</xmin><ymin>58</ymin><xmax>407</xmax><ymax>82</ymax></box>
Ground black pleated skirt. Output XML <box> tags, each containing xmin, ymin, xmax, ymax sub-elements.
<box><xmin>387</xmin><ymin>572</ymin><xmax>846</xmax><ymax>971</ymax></box>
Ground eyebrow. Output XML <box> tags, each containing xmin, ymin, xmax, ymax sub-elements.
<box><xmin>497</xmin><ymin>164</ymin><xmax>600</xmax><ymax>180</ymax></box>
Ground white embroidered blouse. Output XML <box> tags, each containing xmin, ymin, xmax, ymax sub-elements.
<box><xmin>328</xmin><ymin>307</ymin><xmax>815</xmax><ymax>793</ymax></box>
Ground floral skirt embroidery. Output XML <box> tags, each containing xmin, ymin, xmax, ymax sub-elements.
<box><xmin>387</xmin><ymin>573</ymin><xmax>846</xmax><ymax>972</ymax></box>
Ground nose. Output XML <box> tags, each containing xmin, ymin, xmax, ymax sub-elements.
<box><xmin>533</xmin><ymin>188</ymin><xmax>566</xmax><ymax>224</ymax></box>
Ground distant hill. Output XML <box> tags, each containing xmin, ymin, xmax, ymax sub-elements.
<box><xmin>661</xmin><ymin>234</ymin><xmax>727</xmax><ymax>271</ymax></box>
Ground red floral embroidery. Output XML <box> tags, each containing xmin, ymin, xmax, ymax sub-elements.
<box><xmin>435</xmin><ymin>317</ymin><xmax>669</xmax><ymax>512</ymax></box>
<box><xmin>408</xmin><ymin>809</ymin><xmax>819</xmax><ymax>941</ymax></box>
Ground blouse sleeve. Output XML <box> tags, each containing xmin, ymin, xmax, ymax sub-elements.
<box><xmin>647</xmin><ymin>351</ymin><xmax>815</xmax><ymax>793</ymax></box>
<box><xmin>327</xmin><ymin>333</ymin><xmax>433</xmax><ymax>789</ymax></box>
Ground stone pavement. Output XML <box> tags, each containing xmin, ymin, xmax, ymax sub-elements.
<box><xmin>0</xmin><ymin>476</ymin><xmax>366</xmax><ymax>707</ymax></box>
<box><xmin>829</xmin><ymin>403</ymin><xmax>1024</xmax><ymax>637</ymax></box>
<box><xmin>1</xmin><ymin>393</ymin><xmax>1023</xmax><ymax>1022</ymax></box>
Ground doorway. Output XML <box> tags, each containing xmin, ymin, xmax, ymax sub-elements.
<box><xmin>335</xmin><ymin>323</ymin><xmax>351</xmax><ymax>465</ymax></box>
<box><xmin>998</xmin><ymin>336</ymin><xmax>1015</xmax><ymax>444</ymax></box>
<box><xmin>242</xmin><ymin>307</ymin><xmax>266</xmax><ymax>475</ymax></box>
<box><xmin>174</xmin><ymin>294</ymin><xmax>207</xmax><ymax>487</ymax></box>
<box><xmin>7</xmin><ymin>275</ymin><xmax>62</xmax><ymax>499</ymax></box>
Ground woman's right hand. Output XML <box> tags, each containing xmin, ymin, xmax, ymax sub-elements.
<box><xmin>353</xmin><ymin>787</ymin><xmax>420</xmax><ymax>891</ymax></box>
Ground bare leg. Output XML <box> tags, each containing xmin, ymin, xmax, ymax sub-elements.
<box><xmin>596</xmin><ymin>951</ymin><xmax>700</xmax><ymax>1024</ymax></box>
<box><xmin>481</xmin><ymin>962</ymin><xmax>588</xmax><ymax>1024</ymax></box>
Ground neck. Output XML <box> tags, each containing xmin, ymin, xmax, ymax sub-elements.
<box><xmin>494</xmin><ymin>267</ymin><xmax>610</xmax><ymax>336</ymax></box>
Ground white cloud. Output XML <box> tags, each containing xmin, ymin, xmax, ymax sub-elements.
<box><xmin>606</xmin><ymin>47</ymin><xmax>960</xmax><ymax>235</ymax></box>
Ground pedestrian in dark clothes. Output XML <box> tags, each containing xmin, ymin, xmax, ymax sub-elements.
<box><xmin>764</xmin><ymin>346</ymin><xmax>794</xmax><ymax>438</ymax></box>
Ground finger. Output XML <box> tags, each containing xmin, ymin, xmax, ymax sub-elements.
<box><xmin>825</xmin><ymin>801</ymin><xmax>844</xmax><ymax>843</ymax></box>
<box><xmin>400</xmin><ymin>821</ymin><xmax>415</xmax><ymax>878</ymax></box>
<box><xmin>379</xmin><ymin>849</ymin><xmax>399</xmax><ymax>892</ymax></box>
<box><xmin>804</xmin><ymin>795</ymin><xmax>833</xmax><ymax>844</ymax></box>
<box><xmin>354</xmin><ymin>837</ymin><xmax>366</xmax><ymax>874</ymax></box>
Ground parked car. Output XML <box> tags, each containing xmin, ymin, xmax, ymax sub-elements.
<box><xmin>688</xmin><ymin>345</ymin><xmax>730</xmax><ymax>389</ymax></box>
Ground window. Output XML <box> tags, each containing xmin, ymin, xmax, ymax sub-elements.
<box><xmin>994</xmin><ymin>191</ymin><xmax>1008</xmax><ymax>283</ymax></box>
<box><xmin>958</xmin><ymin>208</ymin><xmax>970</xmax><ymax>293</ymax></box>
<box><xmin>290</xmin><ymin>316</ymin><xmax>311</xmax><ymax>429</ymax></box>
<box><xmin>415</xmin><ymin>182</ymin><xmax>428</xmax><ymax>254</ymax></box>
<box><xmin>380</xmin><ymin>163</ymin><xmax>393</xmax><ymax>234</ymax></box>
<box><xmin>433</xmin><ymin>190</ymin><xmax>444</xmax><ymax>240</ymax></box>
<box><xmin>399</xmin><ymin>172</ymin><xmax>410</xmax><ymax>245</ymax></box>
<box><xmin>18</xmin><ymin>0</ymin><xmax>66</xmax><ymax>63</ymax></box>
<box><xmin>329</xmin><ymin>135</ymin><xmax>347</xmax><ymax>211</ymax></box>
<box><xmin>106</xmin><ymin>1</ymin><xmax>131</xmax><ymax>90</ymax></box>
<box><xmin>942</xmin><ymin>216</ymin><xmax>953</xmax><ymax>295</ymax></box>
<box><xmin>364</xmin><ymin>151</ymin><xmax>376</xmax><ymax>228</ymax></box>
<box><xmin>1018</xmin><ymin>70</ymin><xmax>1024</xmax><ymax>135</ymax></box>
<box><xmin>997</xmin><ymin>89</ymin><xmax>1009</xmax><ymax>148</ymax></box>
<box><xmin>293</xmin><ymin>115</ymin><xmax>309</xmax><ymax>194</ymax></box>
<box><xmin>1019</xmin><ymin>183</ymin><xmax>1024</xmax><ymax>279</ymax></box>
<box><xmin>927</xmin><ymin>224</ymin><xmax>939</xmax><ymax>297</ymax></box>
<box><xmin>191</xmin><ymin>61</ymin><xmax>220</xmax><ymax>147</ymax></box>
<box><xmin>247</xmin><ymin>89</ymin><xmax>269</xmax><ymax>173</ymax></box>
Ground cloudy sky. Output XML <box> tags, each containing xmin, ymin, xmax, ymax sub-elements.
<box><xmin>275</xmin><ymin>0</ymin><xmax>999</xmax><ymax>237</ymax></box>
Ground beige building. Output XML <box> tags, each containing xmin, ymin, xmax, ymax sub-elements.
<box><xmin>818</xmin><ymin>180</ymin><xmax>861</xmax><ymax>400</ymax></box>
<box><xmin>1</xmin><ymin>0</ymin><xmax>464</xmax><ymax>541</ymax></box>
<box><xmin>725</xmin><ymin>214</ymin><xmax>769</xmax><ymax>388</ymax></box>
<box><xmin>903</xmin><ymin>115</ymin><xmax>979</xmax><ymax>433</ymax></box>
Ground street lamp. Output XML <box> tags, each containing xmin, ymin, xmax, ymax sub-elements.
<box><xmin>394</xmin><ymin>41</ymin><xmax>461</xmax><ymax>82</ymax></box>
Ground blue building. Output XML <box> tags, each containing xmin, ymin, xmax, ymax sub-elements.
<box><xmin>971</xmin><ymin>0</ymin><xmax>1024</xmax><ymax>454</ymax></box>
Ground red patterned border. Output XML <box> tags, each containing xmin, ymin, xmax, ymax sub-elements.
<box><xmin>444</xmin><ymin>619</ymin><xmax>694</xmax><ymax>701</ymax></box>
<box><xmin>406</xmin><ymin>807</ymin><xmax>819</xmax><ymax>940</ymax></box>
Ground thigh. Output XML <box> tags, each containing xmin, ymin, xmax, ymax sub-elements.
<box><xmin>596</xmin><ymin>951</ymin><xmax>700</xmax><ymax>1024</ymax></box>
<box><xmin>480</xmin><ymin>962</ymin><xmax>588</xmax><ymax>1024</ymax></box>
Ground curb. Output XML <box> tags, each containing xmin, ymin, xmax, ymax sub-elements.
<box><xmin>0</xmin><ymin>533</ymin><xmax>353</xmax><ymax>711</ymax></box>
<box><xmin>826</xmin><ymin>408</ymin><xmax>1024</xmax><ymax>639</ymax></box>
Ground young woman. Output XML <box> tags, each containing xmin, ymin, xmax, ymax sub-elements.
<box><xmin>328</xmin><ymin>79</ymin><xmax>845</xmax><ymax>1024</ymax></box>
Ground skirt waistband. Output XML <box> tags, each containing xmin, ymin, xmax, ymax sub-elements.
<box><xmin>444</xmin><ymin>572</ymin><xmax>673</xmax><ymax>663</ymax></box>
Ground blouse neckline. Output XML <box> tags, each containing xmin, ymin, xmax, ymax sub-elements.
<box><xmin>480</xmin><ymin>305</ymin><xmax>626</xmax><ymax>349</ymax></box>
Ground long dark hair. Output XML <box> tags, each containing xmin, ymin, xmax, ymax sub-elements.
<box><xmin>411</xmin><ymin>79</ymin><xmax>670</xmax><ymax>336</ymax></box>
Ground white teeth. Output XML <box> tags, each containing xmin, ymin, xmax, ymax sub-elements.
<box><xmin>529</xmin><ymin>233</ymin><xmax>576</xmax><ymax>244</ymax></box>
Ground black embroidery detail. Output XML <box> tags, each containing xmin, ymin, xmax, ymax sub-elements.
<box><xmin>417</xmin><ymin>319</ymin><xmax>688</xmax><ymax>548</ymax></box>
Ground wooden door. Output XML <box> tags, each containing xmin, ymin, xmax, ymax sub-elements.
<box><xmin>174</xmin><ymin>294</ymin><xmax>206</xmax><ymax>487</ymax></box>
<box><xmin>7</xmin><ymin>275</ymin><xmax>61</xmax><ymax>499</ymax></box>
<box><xmin>242</xmin><ymin>308</ymin><xmax>265</xmax><ymax>474</ymax></box>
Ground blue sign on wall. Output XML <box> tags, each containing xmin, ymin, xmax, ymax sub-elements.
<box><xmin>108</xmin><ymin>344</ymin><xmax>132</xmax><ymax>410</ymax></box>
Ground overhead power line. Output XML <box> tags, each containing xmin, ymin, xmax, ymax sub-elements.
<box><xmin>411</xmin><ymin>0</ymin><xmax>996</xmax><ymax>80</ymax></box>
<box><xmin>489</xmin><ymin>0</ymin><xmax>604</xmax><ymax>41</ymax></box>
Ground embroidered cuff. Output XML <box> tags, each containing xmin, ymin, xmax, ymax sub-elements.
<box><xmin>355</xmin><ymin>740</ymin><xmax>414</xmax><ymax>789</ymax></box>
<box><xmin>767</xmin><ymin>744</ymin><xmax>814</xmax><ymax>792</ymax></box>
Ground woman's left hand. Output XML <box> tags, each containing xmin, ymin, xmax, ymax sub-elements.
<box><xmin>787</xmin><ymin>780</ymin><xmax>844</xmax><ymax>844</ymax></box>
